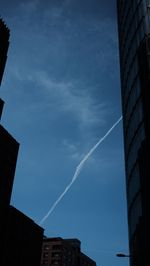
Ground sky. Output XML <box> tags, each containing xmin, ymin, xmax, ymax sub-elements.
<box><xmin>0</xmin><ymin>1</ymin><xmax>129</xmax><ymax>266</ymax></box>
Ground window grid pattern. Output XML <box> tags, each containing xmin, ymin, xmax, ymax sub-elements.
<box><xmin>127</xmin><ymin>162</ymin><xmax>140</xmax><ymax>206</ymax></box>
<box><xmin>118</xmin><ymin>0</ymin><xmax>149</xmax><ymax>178</ymax></box>
<box><xmin>128</xmin><ymin>193</ymin><xmax>142</xmax><ymax>237</ymax></box>
<box><xmin>125</xmin><ymin>99</ymin><xmax>144</xmax><ymax>160</ymax></box>
<box><xmin>117</xmin><ymin>0</ymin><xmax>150</xmax><ymax>240</ymax></box>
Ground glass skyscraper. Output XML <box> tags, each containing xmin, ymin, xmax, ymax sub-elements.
<box><xmin>117</xmin><ymin>1</ymin><xmax>150</xmax><ymax>265</ymax></box>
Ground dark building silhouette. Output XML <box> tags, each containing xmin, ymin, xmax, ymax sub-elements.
<box><xmin>117</xmin><ymin>1</ymin><xmax>150</xmax><ymax>265</ymax></box>
<box><xmin>0</xmin><ymin>125</ymin><xmax>19</xmax><ymax>207</ymax></box>
<box><xmin>0</xmin><ymin>98</ymin><xmax>4</xmax><ymax>119</ymax></box>
<box><xmin>0</xmin><ymin>18</ymin><xmax>9</xmax><ymax>118</ymax></box>
<box><xmin>0</xmin><ymin>18</ymin><xmax>19</xmax><ymax>262</ymax></box>
<box><xmin>80</xmin><ymin>252</ymin><xmax>96</xmax><ymax>266</ymax></box>
<box><xmin>0</xmin><ymin>18</ymin><xmax>44</xmax><ymax>266</ymax></box>
<box><xmin>0</xmin><ymin>125</ymin><xmax>19</xmax><ymax>257</ymax></box>
<box><xmin>41</xmin><ymin>237</ymin><xmax>96</xmax><ymax>266</ymax></box>
<box><xmin>2</xmin><ymin>206</ymin><xmax>44</xmax><ymax>266</ymax></box>
<box><xmin>0</xmin><ymin>18</ymin><xmax>9</xmax><ymax>86</ymax></box>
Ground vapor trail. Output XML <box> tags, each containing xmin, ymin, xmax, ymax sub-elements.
<box><xmin>39</xmin><ymin>116</ymin><xmax>122</xmax><ymax>225</ymax></box>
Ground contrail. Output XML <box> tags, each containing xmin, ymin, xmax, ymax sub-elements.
<box><xmin>39</xmin><ymin>116</ymin><xmax>122</xmax><ymax>225</ymax></box>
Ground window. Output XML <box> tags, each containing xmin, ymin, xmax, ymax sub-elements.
<box><xmin>125</xmin><ymin>98</ymin><xmax>144</xmax><ymax>156</ymax></box>
<box><xmin>43</xmin><ymin>260</ymin><xmax>48</xmax><ymax>265</ymax></box>
<box><xmin>52</xmin><ymin>245</ymin><xmax>62</xmax><ymax>250</ymax></box>
<box><xmin>52</xmin><ymin>252</ymin><xmax>61</xmax><ymax>258</ymax></box>
<box><xmin>43</xmin><ymin>252</ymin><xmax>48</xmax><ymax>258</ymax></box>
<box><xmin>127</xmin><ymin>163</ymin><xmax>141</xmax><ymax>205</ymax></box>
<box><xmin>126</xmin><ymin>122</ymin><xmax>145</xmax><ymax>176</ymax></box>
<box><xmin>51</xmin><ymin>260</ymin><xmax>61</xmax><ymax>265</ymax></box>
<box><xmin>129</xmin><ymin>193</ymin><xmax>142</xmax><ymax>237</ymax></box>
<box><xmin>44</xmin><ymin>245</ymin><xmax>50</xmax><ymax>251</ymax></box>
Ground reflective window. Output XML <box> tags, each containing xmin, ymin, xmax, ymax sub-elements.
<box><xmin>118</xmin><ymin>0</ymin><xmax>147</xmax><ymax>244</ymax></box>
<box><xmin>129</xmin><ymin>193</ymin><xmax>142</xmax><ymax>238</ymax></box>
<box><xmin>125</xmin><ymin>98</ymin><xmax>144</xmax><ymax>147</ymax></box>
<box><xmin>127</xmin><ymin>163</ymin><xmax>141</xmax><ymax>206</ymax></box>
<box><xmin>127</xmin><ymin>124</ymin><xmax>145</xmax><ymax>176</ymax></box>
<box><xmin>125</xmin><ymin>77</ymin><xmax>140</xmax><ymax>124</ymax></box>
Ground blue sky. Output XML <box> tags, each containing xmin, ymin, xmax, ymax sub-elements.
<box><xmin>0</xmin><ymin>1</ymin><xmax>129</xmax><ymax>265</ymax></box>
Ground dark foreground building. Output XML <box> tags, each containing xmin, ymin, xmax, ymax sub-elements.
<box><xmin>117</xmin><ymin>1</ymin><xmax>150</xmax><ymax>265</ymax></box>
<box><xmin>0</xmin><ymin>125</ymin><xmax>19</xmax><ymax>259</ymax></box>
<box><xmin>41</xmin><ymin>237</ymin><xmax>96</xmax><ymax>266</ymax></box>
<box><xmin>0</xmin><ymin>18</ymin><xmax>9</xmax><ymax>85</ymax></box>
<box><xmin>0</xmin><ymin>125</ymin><xmax>19</xmax><ymax>207</ymax></box>
<box><xmin>0</xmin><ymin>17</ymin><xmax>44</xmax><ymax>266</ymax></box>
<box><xmin>0</xmin><ymin>17</ymin><xmax>19</xmax><ymax>261</ymax></box>
<box><xmin>2</xmin><ymin>206</ymin><xmax>44</xmax><ymax>266</ymax></box>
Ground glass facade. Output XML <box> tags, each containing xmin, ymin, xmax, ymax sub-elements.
<box><xmin>117</xmin><ymin>0</ymin><xmax>150</xmax><ymax>265</ymax></box>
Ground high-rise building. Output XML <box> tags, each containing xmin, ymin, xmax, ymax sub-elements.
<box><xmin>41</xmin><ymin>237</ymin><xmax>96</xmax><ymax>266</ymax></box>
<box><xmin>117</xmin><ymin>1</ymin><xmax>150</xmax><ymax>265</ymax></box>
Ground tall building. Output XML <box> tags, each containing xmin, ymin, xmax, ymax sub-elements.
<box><xmin>0</xmin><ymin>18</ymin><xmax>19</xmax><ymax>261</ymax></box>
<box><xmin>0</xmin><ymin>18</ymin><xmax>44</xmax><ymax>265</ymax></box>
<box><xmin>117</xmin><ymin>1</ymin><xmax>150</xmax><ymax>265</ymax></box>
<box><xmin>0</xmin><ymin>125</ymin><xmax>19</xmax><ymax>208</ymax></box>
<box><xmin>41</xmin><ymin>237</ymin><xmax>96</xmax><ymax>266</ymax></box>
<box><xmin>0</xmin><ymin>18</ymin><xmax>9</xmax><ymax>116</ymax></box>
<box><xmin>0</xmin><ymin>125</ymin><xmax>19</xmax><ymax>257</ymax></box>
<box><xmin>0</xmin><ymin>18</ymin><xmax>10</xmax><ymax>86</ymax></box>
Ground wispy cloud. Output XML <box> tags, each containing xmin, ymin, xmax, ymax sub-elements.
<box><xmin>33</xmin><ymin>70</ymin><xmax>107</xmax><ymax>128</ymax></box>
<box><xmin>9</xmin><ymin>66</ymin><xmax>107</xmax><ymax>128</ymax></box>
<box><xmin>4</xmin><ymin>0</ymin><xmax>117</xmax><ymax>137</ymax></box>
<box><xmin>63</xmin><ymin>139</ymin><xmax>85</xmax><ymax>161</ymax></box>
<box><xmin>19</xmin><ymin>0</ymin><xmax>39</xmax><ymax>14</ymax></box>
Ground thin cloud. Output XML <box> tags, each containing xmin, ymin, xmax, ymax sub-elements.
<box><xmin>5</xmin><ymin>66</ymin><xmax>108</xmax><ymax>135</ymax></box>
<box><xmin>19</xmin><ymin>0</ymin><xmax>39</xmax><ymax>14</ymax></box>
<box><xmin>63</xmin><ymin>139</ymin><xmax>85</xmax><ymax>161</ymax></box>
<box><xmin>33</xmin><ymin>71</ymin><xmax>107</xmax><ymax>128</ymax></box>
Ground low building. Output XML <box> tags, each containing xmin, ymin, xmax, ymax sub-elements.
<box><xmin>41</xmin><ymin>237</ymin><xmax>96</xmax><ymax>266</ymax></box>
<box><xmin>80</xmin><ymin>252</ymin><xmax>96</xmax><ymax>266</ymax></box>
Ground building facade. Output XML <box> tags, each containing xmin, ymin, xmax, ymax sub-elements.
<box><xmin>41</xmin><ymin>237</ymin><xmax>96</xmax><ymax>266</ymax></box>
<box><xmin>117</xmin><ymin>1</ymin><xmax>150</xmax><ymax>265</ymax></box>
